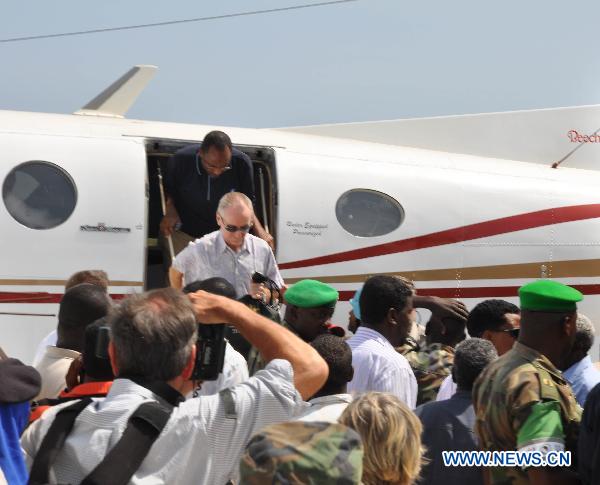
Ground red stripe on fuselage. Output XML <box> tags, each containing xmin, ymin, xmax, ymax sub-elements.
<box><xmin>2</xmin><ymin>285</ymin><xmax>600</xmax><ymax>305</ymax></box>
<box><xmin>339</xmin><ymin>284</ymin><xmax>600</xmax><ymax>301</ymax></box>
<box><xmin>0</xmin><ymin>292</ymin><xmax>126</xmax><ymax>304</ymax></box>
<box><xmin>280</xmin><ymin>204</ymin><xmax>600</xmax><ymax>270</ymax></box>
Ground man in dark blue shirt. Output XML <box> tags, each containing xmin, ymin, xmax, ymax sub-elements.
<box><xmin>160</xmin><ymin>130</ymin><xmax>272</xmax><ymax>254</ymax></box>
<box><xmin>579</xmin><ymin>382</ymin><xmax>600</xmax><ymax>485</ymax></box>
<box><xmin>415</xmin><ymin>338</ymin><xmax>497</xmax><ymax>485</ymax></box>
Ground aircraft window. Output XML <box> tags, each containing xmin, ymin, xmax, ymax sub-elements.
<box><xmin>336</xmin><ymin>189</ymin><xmax>404</xmax><ymax>237</ymax></box>
<box><xmin>2</xmin><ymin>161</ymin><xmax>77</xmax><ymax>230</ymax></box>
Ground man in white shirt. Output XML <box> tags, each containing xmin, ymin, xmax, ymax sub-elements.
<box><xmin>22</xmin><ymin>288</ymin><xmax>328</xmax><ymax>485</ymax></box>
<box><xmin>347</xmin><ymin>275</ymin><xmax>418</xmax><ymax>408</ymax></box>
<box><xmin>169</xmin><ymin>192</ymin><xmax>283</xmax><ymax>299</ymax></box>
<box><xmin>33</xmin><ymin>270</ymin><xmax>109</xmax><ymax>367</ymax></box>
<box><xmin>296</xmin><ymin>334</ymin><xmax>354</xmax><ymax>423</ymax></box>
<box><xmin>34</xmin><ymin>284</ymin><xmax>112</xmax><ymax>400</ymax></box>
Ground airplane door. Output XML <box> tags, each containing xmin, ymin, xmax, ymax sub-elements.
<box><xmin>0</xmin><ymin>133</ymin><xmax>146</xmax><ymax>361</ymax></box>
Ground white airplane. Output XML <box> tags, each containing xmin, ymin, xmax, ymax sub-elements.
<box><xmin>2</xmin><ymin>65</ymin><xmax>600</xmax><ymax>364</ymax></box>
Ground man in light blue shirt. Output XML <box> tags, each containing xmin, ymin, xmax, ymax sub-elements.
<box><xmin>563</xmin><ymin>314</ymin><xmax>600</xmax><ymax>406</ymax></box>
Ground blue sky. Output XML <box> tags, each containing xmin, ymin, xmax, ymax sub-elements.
<box><xmin>2</xmin><ymin>0</ymin><xmax>599</xmax><ymax>127</ymax></box>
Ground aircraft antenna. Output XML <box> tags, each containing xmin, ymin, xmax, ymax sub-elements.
<box><xmin>552</xmin><ymin>126</ymin><xmax>600</xmax><ymax>169</ymax></box>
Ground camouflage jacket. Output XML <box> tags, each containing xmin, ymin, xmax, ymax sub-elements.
<box><xmin>397</xmin><ymin>339</ymin><xmax>455</xmax><ymax>406</ymax></box>
<box><xmin>472</xmin><ymin>342</ymin><xmax>582</xmax><ymax>484</ymax></box>
<box><xmin>240</xmin><ymin>421</ymin><xmax>364</xmax><ymax>484</ymax></box>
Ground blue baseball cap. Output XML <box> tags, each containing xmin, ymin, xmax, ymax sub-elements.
<box><xmin>349</xmin><ymin>288</ymin><xmax>362</xmax><ymax>320</ymax></box>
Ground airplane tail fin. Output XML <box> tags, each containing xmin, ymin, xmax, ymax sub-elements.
<box><xmin>74</xmin><ymin>65</ymin><xmax>157</xmax><ymax>118</ymax></box>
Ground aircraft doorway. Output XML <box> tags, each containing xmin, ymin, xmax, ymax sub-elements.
<box><xmin>143</xmin><ymin>139</ymin><xmax>278</xmax><ymax>290</ymax></box>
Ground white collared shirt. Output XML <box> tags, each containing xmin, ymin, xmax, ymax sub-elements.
<box><xmin>33</xmin><ymin>330</ymin><xmax>57</xmax><ymax>367</ymax></box>
<box><xmin>436</xmin><ymin>374</ymin><xmax>458</xmax><ymax>401</ymax></box>
<box><xmin>34</xmin><ymin>346</ymin><xmax>81</xmax><ymax>401</ymax></box>
<box><xmin>22</xmin><ymin>360</ymin><xmax>304</xmax><ymax>485</ymax></box>
<box><xmin>347</xmin><ymin>327</ymin><xmax>418</xmax><ymax>408</ymax></box>
<box><xmin>296</xmin><ymin>393</ymin><xmax>353</xmax><ymax>423</ymax></box>
<box><xmin>173</xmin><ymin>230</ymin><xmax>284</xmax><ymax>298</ymax></box>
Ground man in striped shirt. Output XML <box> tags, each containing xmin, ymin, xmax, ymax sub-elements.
<box><xmin>347</xmin><ymin>275</ymin><xmax>418</xmax><ymax>408</ymax></box>
<box><xmin>22</xmin><ymin>288</ymin><xmax>327</xmax><ymax>485</ymax></box>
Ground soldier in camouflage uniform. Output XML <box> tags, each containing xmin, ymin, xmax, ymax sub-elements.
<box><xmin>473</xmin><ymin>280</ymin><xmax>583</xmax><ymax>484</ymax></box>
<box><xmin>399</xmin><ymin>313</ymin><xmax>466</xmax><ymax>405</ymax></box>
<box><xmin>239</xmin><ymin>421</ymin><xmax>364</xmax><ymax>484</ymax></box>
<box><xmin>248</xmin><ymin>279</ymin><xmax>343</xmax><ymax>375</ymax></box>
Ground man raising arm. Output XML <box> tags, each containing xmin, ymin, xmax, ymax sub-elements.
<box><xmin>22</xmin><ymin>288</ymin><xmax>327</xmax><ymax>485</ymax></box>
<box><xmin>189</xmin><ymin>290</ymin><xmax>327</xmax><ymax>399</ymax></box>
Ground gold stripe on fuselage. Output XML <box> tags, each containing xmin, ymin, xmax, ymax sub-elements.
<box><xmin>284</xmin><ymin>259</ymin><xmax>600</xmax><ymax>285</ymax></box>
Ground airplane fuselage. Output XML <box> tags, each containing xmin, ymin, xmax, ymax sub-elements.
<box><xmin>1</xmin><ymin>109</ymin><xmax>599</xmax><ymax>363</ymax></box>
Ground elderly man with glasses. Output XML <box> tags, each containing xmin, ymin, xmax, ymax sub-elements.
<box><xmin>169</xmin><ymin>192</ymin><xmax>283</xmax><ymax>301</ymax></box>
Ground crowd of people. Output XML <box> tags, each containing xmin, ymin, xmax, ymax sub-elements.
<box><xmin>2</xmin><ymin>134</ymin><xmax>600</xmax><ymax>484</ymax></box>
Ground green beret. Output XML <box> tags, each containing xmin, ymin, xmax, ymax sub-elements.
<box><xmin>239</xmin><ymin>421</ymin><xmax>363</xmax><ymax>484</ymax></box>
<box><xmin>284</xmin><ymin>279</ymin><xmax>339</xmax><ymax>308</ymax></box>
<box><xmin>519</xmin><ymin>280</ymin><xmax>583</xmax><ymax>312</ymax></box>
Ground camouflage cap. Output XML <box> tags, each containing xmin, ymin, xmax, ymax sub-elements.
<box><xmin>284</xmin><ymin>279</ymin><xmax>339</xmax><ymax>308</ymax></box>
<box><xmin>519</xmin><ymin>279</ymin><xmax>583</xmax><ymax>312</ymax></box>
<box><xmin>239</xmin><ymin>421</ymin><xmax>363</xmax><ymax>485</ymax></box>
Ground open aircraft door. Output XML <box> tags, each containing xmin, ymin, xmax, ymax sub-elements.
<box><xmin>0</xmin><ymin>132</ymin><xmax>146</xmax><ymax>362</ymax></box>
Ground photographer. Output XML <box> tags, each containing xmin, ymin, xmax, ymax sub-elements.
<box><xmin>22</xmin><ymin>288</ymin><xmax>327</xmax><ymax>485</ymax></box>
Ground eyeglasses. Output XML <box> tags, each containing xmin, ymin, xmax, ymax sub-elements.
<box><xmin>204</xmin><ymin>161</ymin><xmax>231</xmax><ymax>172</ymax></box>
<box><xmin>494</xmin><ymin>328</ymin><xmax>520</xmax><ymax>338</ymax></box>
<box><xmin>224</xmin><ymin>223</ymin><xmax>252</xmax><ymax>233</ymax></box>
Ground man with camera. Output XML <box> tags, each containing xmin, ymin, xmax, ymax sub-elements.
<box><xmin>22</xmin><ymin>288</ymin><xmax>328</xmax><ymax>485</ymax></box>
<box><xmin>169</xmin><ymin>192</ymin><xmax>283</xmax><ymax>302</ymax></box>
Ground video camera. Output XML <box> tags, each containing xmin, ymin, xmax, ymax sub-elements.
<box><xmin>188</xmin><ymin>273</ymin><xmax>281</xmax><ymax>381</ymax></box>
<box><xmin>228</xmin><ymin>272</ymin><xmax>282</xmax><ymax>361</ymax></box>
<box><xmin>191</xmin><ymin>323</ymin><xmax>227</xmax><ymax>381</ymax></box>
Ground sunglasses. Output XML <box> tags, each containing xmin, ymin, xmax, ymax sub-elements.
<box><xmin>494</xmin><ymin>328</ymin><xmax>520</xmax><ymax>338</ymax></box>
<box><xmin>224</xmin><ymin>223</ymin><xmax>252</xmax><ymax>233</ymax></box>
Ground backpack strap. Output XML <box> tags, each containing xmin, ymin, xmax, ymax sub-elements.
<box><xmin>28</xmin><ymin>397</ymin><xmax>93</xmax><ymax>485</ymax></box>
<box><xmin>79</xmin><ymin>400</ymin><xmax>172</xmax><ymax>485</ymax></box>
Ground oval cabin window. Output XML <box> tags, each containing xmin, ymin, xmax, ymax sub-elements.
<box><xmin>336</xmin><ymin>189</ymin><xmax>404</xmax><ymax>237</ymax></box>
<box><xmin>2</xmin><ymin>161</ymin><xmax>77</xmax><ymax>230</ymax></box>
